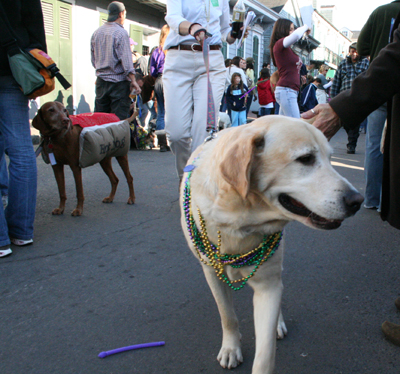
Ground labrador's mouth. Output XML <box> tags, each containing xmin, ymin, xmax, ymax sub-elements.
<box><xmin>278</xmin><ymin>193</ymin><xmax>343</xmax><ymax>230</ymax></box>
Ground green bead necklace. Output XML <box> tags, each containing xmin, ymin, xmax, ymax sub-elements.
<box><xmin>183</xmin><ymin>168</ymin><xmax>283</xmax><ymax>291</ymax></box>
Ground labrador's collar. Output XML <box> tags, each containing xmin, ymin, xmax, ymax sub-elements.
<box><xmin>183</xmin><ymin>161</ymin><xmax>283</xmax><ymax>291</ymax></box>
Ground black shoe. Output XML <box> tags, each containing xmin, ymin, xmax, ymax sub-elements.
<box><xmin>347</xmin><ymin>146</ymin><xmax>355</xmax><ymax>154</ymax></box>
<box><xmin>160</xmin><ymin>145</ymin><xmax>170</xmax><ymax>152</ymax></box>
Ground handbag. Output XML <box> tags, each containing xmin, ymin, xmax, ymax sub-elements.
<box><xmin>0</xmin><ymin>4</ymin><xmax>71</xmax><ymax>99</ymax></box>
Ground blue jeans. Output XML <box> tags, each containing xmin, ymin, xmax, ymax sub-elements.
<box><xmin>154</xmin><ymin>75</ymin><xmax>165</xmax><ymax>130</ymax></box>
<box><xmin>364</xmin><ymin>104</ymin><xmax>386</xmax><ymax>209</ymax></box>
<box><xmin>0</xmin><ymin>142</ymin><xmax>8</xmax><ymax>196</ymax></box>
<box><xmin>259</xmin><ymin>107</ymin><xmax>273</xmax><ymax>117</ymax></box>
<box><xmin>0</xmin><ymin>76</ymin><xmax>37</xmax><ymax>246</ymax></box>
<box><xmin>231</xmin><ymin>110</ymin><xmax>247</xmax><ymax>127</ymax></box>
<box><xmin>275</xmin><ymin>87</ymin><xmax>300</xmax><ymax>118</ymax></box>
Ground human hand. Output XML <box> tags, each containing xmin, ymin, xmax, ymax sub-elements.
<box><xmin>301</xmin><ymin>75</ymin><xmax>307</xmax><ymax>85</ymax></box>
<box><xmin>130</xmin><ymin>80</ymin><xmax>141</xmax><ymax>95</ymax></box>
<box><xmin>301</xmin><ymin>104</ymin><xmax>341</xmax><ymax>140</ymax></box>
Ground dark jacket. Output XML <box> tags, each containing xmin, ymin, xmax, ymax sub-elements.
<box><xmin>300</xmin><ymin>83</ymin><xmax>318</xmax><ymax>112</ymax></box>
<box><xmin>329</xmin><ymin>13</ymin><xmax>400</xmax><ymax>229</ymax></box>
<box><xmin>357</xmin><ymin>0</ymin><xmax>400</xmax><ymax>61</ymax></box>
<box><xmin>226</xmin><ymin>84</ymin><xmax>248</xmax><ymax>112</ymax></box>
<box><xmin>0</xmin><ymin>0</ymin><xmax>47</xmax><ymax>76</ymax></box>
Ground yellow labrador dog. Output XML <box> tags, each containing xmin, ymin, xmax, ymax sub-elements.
<box><xmin>180</xmin><ymin>116</ymin><xmax>363</xmax><ymax>374</ymax></box>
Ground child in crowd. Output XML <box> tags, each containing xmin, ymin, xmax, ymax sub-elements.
<box><xmin>299</xmin><ymin>76</ymin><xmax>321</xmax><ymax>112</ymax></box>
<box><xmin>226</xmin><ymin>73</ymin><xmax>248</xmax><ymax>127</ymax></box>
<box><xmin>256</xmin><ymin>68</ymin><xmax>275</xmax><ymax>116</ymax></box>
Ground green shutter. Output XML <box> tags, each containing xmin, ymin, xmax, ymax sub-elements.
<box><xmin>41</xmin><ymin>0</ymin><xmax>73</xmax><ymax>106</ymax></box>
<box><xmin>130</xmin><ymin>24</ymin><xmax>143</xmax><ymax>54</ymax></box>
<box><xmin>99</xmin><ymin>12</ymin><xmax>108</xmax><ymax>26</ymax></box>
<box><xmin>253</xmin><ymin>36</ymin><xmax>259</xmax><ymax>80</ymax></box>
<box><xmin>221</xmin><ymin>42</ymin><xmax>228</xmax><ymax>59</ymax></box>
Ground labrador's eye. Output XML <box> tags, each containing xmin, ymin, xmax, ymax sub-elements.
<box><xmin>296</xmin><ymin>154</ymin><xmax>315</xmax><ymax>165</ymax></box>
<box><xmin>48</xmin><ymin>108</ymin><xmax>55</xmax><ymax>112</ymax></box>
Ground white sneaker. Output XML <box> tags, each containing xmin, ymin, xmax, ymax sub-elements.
<box><xmin>10</xmin><ymin>238</ymin><xmax>33</xmax><ymax>246</ymax></box>
<box><xmin>0</xmin><ymin>247</ymin><xmax>12</xmax><ymax>257</ymax></box>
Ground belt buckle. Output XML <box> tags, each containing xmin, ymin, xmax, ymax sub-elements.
<box><xmin>191</xmin><ymin>43</ymin><xmax>201</xmax><ymax>52</ymax></box>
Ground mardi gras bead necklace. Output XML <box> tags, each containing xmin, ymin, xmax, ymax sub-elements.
<box><xmin>183</xmin><ymin>167</ymin><xmax>282</xmax><ymax>291</ymax></box>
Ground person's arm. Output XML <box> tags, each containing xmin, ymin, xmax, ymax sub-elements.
<box><xmin>323</xmin><ymin>80</ymin><xmax>333</xmax><ymax>89</ymax></box>
<box><xmin>220</xmin><ymin>0</ymin><xmax>236</xmax><ymax>44</ymax></box>
<box><xmin>357</xmin><ymin>10</ymin><xmax>375</xmax><ymax>57</ymax></box>
<box><xmin>90</xmin><ymin>35</ymin><xmax>96</xmax><ymax>69</ymax></box>
<box><xmin>22</xmin><ymin>0</ymin><xmax>47</xmax><ymax>52</ymax></box>
<box><xmin>283</xmin><ymin>24</ymin><xmax>310</xmax><ymax>48</ymax></box>
<box><xmin>302</xmin><ymin>22</ymin><xmax>400</xmax><ymax>138</ymax></box>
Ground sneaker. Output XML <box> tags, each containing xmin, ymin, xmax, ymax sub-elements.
<box><xmin>363</xmin><ymin>204</ymin><xmax>378</xmax><ymax>210</ymax></box>
<box><xmin>10</xmin><ymin>238</ymin><xmax>33</xmax><ymax>246</ymax></box>
<box><xmin>0</xmin><ymin>247</ymin><xmax>12</xmax><ymax>257</ymax></box>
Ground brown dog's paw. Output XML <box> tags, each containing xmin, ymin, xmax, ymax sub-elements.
<box><xmin>102</xmin><ymin>197</ymin><xmax>114</xmax><ymax>203</ymax></box>
<box><xmin>127</xmin><ymin>197</ymin><xmax>135</xmax><ymax>205</ymax></box>
<box><xmin>71</xmin><ymin>208</ymin><xmax>82</xmax><ymax>216</ymax></box>
<box><xmin>52</xmin><ymin>208</ymin><xmax>64</xmax><ymax>215</ymax></box>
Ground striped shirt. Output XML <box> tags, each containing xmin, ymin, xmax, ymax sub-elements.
<box><xmin>331</xmin><ymin>57</ymin><xmax>370</xmax><ymax>98</ymax></box>
<box><xmin>91</xmin><ymin>22</ymin><xmax>134</xmax><ymax>83</ymax></box>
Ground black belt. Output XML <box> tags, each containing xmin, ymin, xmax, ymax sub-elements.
<box><xmin>169</xmin><ymin>44</ymin><xmax>221</xmax><ymax>52</ymax></box>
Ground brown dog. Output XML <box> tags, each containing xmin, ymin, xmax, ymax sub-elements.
<box><xmin>32</xmin><ymin>102</ymin><xmax>135</xmax><ymax>216</ymax></box>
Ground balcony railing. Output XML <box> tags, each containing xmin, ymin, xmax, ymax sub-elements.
<box><xmin>311</xmin><ymin>46</ymin><xmax>344</xmax><ymax>68</ymax></box>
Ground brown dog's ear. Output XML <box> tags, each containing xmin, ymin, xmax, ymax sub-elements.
<box><xmin>219</xmin><ymin>130</ymin><xmax>265</xmax><ymax>200</ymax></box>
<box><xmin>31</xmin><ymin>108</ymin><xmax>46</xmax><ymax>133</ymax></box>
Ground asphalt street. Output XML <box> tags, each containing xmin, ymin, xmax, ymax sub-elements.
<box><xmin>1</xmin><ymin>126</ymin><xmax>400</xmax><ymax>374</ymax></box>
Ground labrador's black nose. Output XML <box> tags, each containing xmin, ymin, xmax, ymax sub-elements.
<box><xmin>343</xmin><ymin>191</ymin><xmax>364</xmax><ymax>215</ymax></box>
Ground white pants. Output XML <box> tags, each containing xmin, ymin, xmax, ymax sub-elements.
<box><xmin>163</xmin><ymin>49</ymin><xmax>226</xmax><ymax>178</ymax></box>
<box><xmin>316</xmin><ymin>89</ymin><xmax>327</xmax><ymax>104</ymax></box>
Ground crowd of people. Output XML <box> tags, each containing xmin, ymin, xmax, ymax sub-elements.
<box><xmin>1</xmin><ymin>0</ymin><xmax>400</xmax><ymax>351</ymax></box>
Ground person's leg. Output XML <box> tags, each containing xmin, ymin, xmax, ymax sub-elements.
<box><xmin>191</xmin><ymin>50</ymin><xmax>225</xmax><ymax>152</ymax></box>
<box><xmin>238</xmin><ymin>110</ymin><xmax>246</xmax><ymax>126</ymax></box>
<box><xmin>0</xmin><ymin>143</ymin><xmax>8</xmax><ymax>198</ymax></box>
<box><xmin>154</xmin><ymin>77</ymin><xmax>165</xmax><ymax>131</ymax></box>
<box><xmin>364</xmin><ymin>105</ymin><xmax>387</xmax><ymax>209</ymax></box>
<box><xmin>109</xmin><ymin>80</ymin><xmax>131</xmax><ymax>120</ymax></box>
<box><xmin>274</xmin><ymin>87</ymin><xmax>300</xmax><ymax>118</ymax></box>
<box><xmin>94</xmin><ymin>78</ymin><xmax>111</xmax><ymax>114</ymax></box>
<box><xmin>164</xmin><ymin>50</ymin><xmax>196</xmax><ymax>179</ymax></box>
<box><xmin>245</xmin><ymin>92</ymin><xmax>253</xmax><ymax>117</ymax></box>
<box><xmin>231</xmin><ymin>111</ymin><xmax>239</xmax><ymax>127</ymax></box>
<box><xmin>346</xmin><ymin>124</ymin><xmax>360</xmax><ymax>153</ymax></box>
<box><xmin>147</xmin><ymin>100</ymin><xmax>157</xmax><ymax>123</ymax></box>
<box><xmin>0</xmin><ymin>76</ymin><xmax>36</xmax><ymax>244</ymax></box>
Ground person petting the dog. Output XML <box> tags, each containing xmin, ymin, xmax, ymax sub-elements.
<box><xmin>226</xmin><ymin>73</ymin><xmax>248</xmax><ymax>127</ymax></box>
<box><xmin>302</xmin><ymin>12</ymin><xmax>400</xmax><ymax>346</ymax></box>
<box><xmin>269</xmin><ymin>19</ymin><xmax>311</xmax><ymax>118</ymax></box>
<box><xmin>163</xmin><ymin>0</ymin><xmax>249</xmax><ymax>181</ymax></box>
<box><xmin>0</xmin><ymin>0</ymin><xmax>47</xmax><ymax>257</ymax></box>
<box><xmin>91</xmin><ymin>1</ymin><xmax>141</xmax><ymax>120</ymax></box>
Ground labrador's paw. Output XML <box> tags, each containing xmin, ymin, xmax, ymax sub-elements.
<box><xmin>277</xmin><ymin>311</ymin><xmax>287</xmax><ymax>339</ymax></box>
<box><xmin>127</xmin><ymin>197</ymin><xmax>135</xmax><ymax>204</ymax></box>
<box><xmin>217</xmin><ymin>346</ymin><xmax>243</xmax><ymax>369</ymax></box>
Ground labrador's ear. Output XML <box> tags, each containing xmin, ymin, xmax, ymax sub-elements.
<box><xmin>31</xmin><ymin>108</ymin><xmax>46</xmax><ymax>133</ymax></box>
<box><xmin>219</xmin><ymin>130</ymin><xmax>265</xmax><ymax>200</ymax></box>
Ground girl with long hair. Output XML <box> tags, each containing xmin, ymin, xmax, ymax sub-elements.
<box><xmin>269</xmin><ymin>19</ymin><xmax>310</xmax><ymax>118</ymax></box>
<box><xmin>226</xmin><ymin>72</ymin><xmax>248</xmax><ymax>127</ymax></box>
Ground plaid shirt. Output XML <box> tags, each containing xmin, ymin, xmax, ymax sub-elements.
<box><xmin>91</xmin><ymin>22</ymin><xmax>134</xmax><ymax>83</ymax></box>
<box><xmin>331</xmin><ymin>57</ymin><xmax>370</xmax><ymax>98</ymax></box>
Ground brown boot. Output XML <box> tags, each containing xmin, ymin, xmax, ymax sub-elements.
<box><xmin>382</xmin><ymin>321</ymin><xmax>400</xmax><ymax>346</ymax></box>
<box><xmin>395</xmin><ymin>297</ymin><xmax>400</xmax><ymax>311</ymax></box>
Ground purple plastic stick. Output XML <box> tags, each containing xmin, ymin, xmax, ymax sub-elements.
<box><xmin>98</xmin><ymin>341</ymin><xmax>165</xmax><ymax>358</ymax></box>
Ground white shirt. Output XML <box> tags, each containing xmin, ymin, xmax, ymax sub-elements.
<box><xmin>164</xmin><ymin>0</ymin><xmax>231</xmax><ymax>50</ymax></box>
